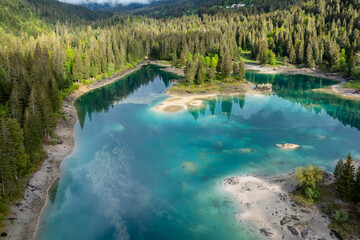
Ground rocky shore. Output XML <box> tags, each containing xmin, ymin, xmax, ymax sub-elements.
<box><xmin>222</xmin><ymin>172</ymin><xmax>341</xmax><ymax>240</ymax></box>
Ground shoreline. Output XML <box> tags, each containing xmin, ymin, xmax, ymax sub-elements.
<box><xmin>245</xmin><ymin>63</ymin><xmax>360</xmax><ymax>100</ymax></box>
<box><xmin>3</xmin><ymin>59</ymin><xmax>151</xmax><ymax>240</ymax></box>
<box><xmin>222</xmin><ymin>172</ymin><xmax>336</xmax><ymax>239</ymax></box>
<box><xmin>4</xmin><ymin>60</ymin><xmax>359</xmax><ymax>239</ymax></box>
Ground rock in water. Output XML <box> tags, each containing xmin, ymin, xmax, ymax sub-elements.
<box><xmin>280</xmin><ymin>216</ymin><xmax>292</xmax><ymax>225</ymax></box>
<box><xmin>260</xmin><ymin>228</ymin><xmax>273</xmax><ymax>237</ymax></box>
<box><xmin>287</xmin><ymin>226</ymin><xmax>299</xmax><ymax>236</ymax></box>
<box><xmin>276</xmin><ymin>143</ymin><xmax>300</xmax><ymax>150</ymax></box>
<box><xmin>255</xmin><ymin>83</ymin><xmax>272</xmax><ymax>92</ymax></box>
<box><xmin>1</xmin><ymin>232</ymin><xmax>7</xmax><ymax>237</ymax></box>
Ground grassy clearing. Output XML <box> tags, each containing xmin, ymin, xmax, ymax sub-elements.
<box><xmin>343</xmin><ymin>80</ymin><xmax>360</xmax><ymax>89</ymax></box>
<box><xmin>241</xmin><ymin>51</ymin><xmax>258</xmax><ymax>64</ymax></box>
<box><xmin>169</xmin><ymin>82</ymin><xmax>222</xmax><ymax>94</ymax></box>
<box><xmin>169</xmin><ymin>77</ymin><xmax>246</xmax><ymax>94</ymax></box>
<box><xmin>241</xmin><ymin>52</ymin><xmax>285</xmax><ymax>67</ymax></box>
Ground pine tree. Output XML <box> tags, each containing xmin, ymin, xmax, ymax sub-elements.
<box><xmin>179</xmin><ymin>50</ymin><xmax>186</xmax><ymax>67</ymax></box>
<box><xmin>222</xmin><ymin>48</ymin><xmax>232</xmax><ymax>79</ymax></box>
<box><xmin>0</xmin><ymin>119</ymin><xmax>12</xmax><ymax>195</ymax></box>
<box><xmin>72</xmin><ymin>51</ymin><xmax>83</xmax><ymax>82</ymax></box>
<box><xmin>238</xmin><ymin>58</ymin><xmax>245</xmax><ymax>80</ymax></box>
<box><xmin>356</xmin><ymin>168</ymin><xmax>360</xmax><ymax>201</ymax></box>
<box><xmin>336</xmin><ymin>153</ymin><xmax>356</xmax><ymax>201</ymax></box>
<box><xmin>5</xmin><ymin>118</ymin><xmax>28</xmax><ymax>177</ymax></box>
<box><xmin>9</xmin><ymin>82</ymin><xmax>22</xmax><ymax>124</ymax></box>
<box><xmin>208</xmin><ymin>60</ymin><xmax>215</xmax><ymax>84</ymax></box>
<box><xmin>185</xmin><ymin>59</ymin><xmax>195</xmax><ymax>85</ymax></box>
<box><xmin>306</xmin><ymin>43</ymin><xmax>315</xmax><ymax>68</ymax></box>
<box><xmin>0</xmin><ymin>118</ymin><xmax>27</xmax><ymax>194</ymax></box>
<box><xmin>195</xmin><ymin>60</ymin><xmax>205</xmax><ymax>85</ymax></box>
<box><xmin>289</xmin><ymin>45</ymin><xmax>297</xmax><ymax>63</ymax></box>
<box><xmin>333</xmin><ymin>158</ymin><xmax>344</xmax><ymax>179</ymax></box>
<box><xmin>297</xmin><ymin>40</ymin><xmax>304</xmax><ymax>64</ymax></box>
<box><xmin>233</xmin><ymin>62</ymin><xmax>240</xmax><ymax>75</ymax></box>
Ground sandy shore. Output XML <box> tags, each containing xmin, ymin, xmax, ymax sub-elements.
<box><xmin>222</xmin><ymin>172</ymin><xmax>338</xmax><ymax>240</ymax></box>
<box><xmin>3</xmin><ymin>59</ymin><xmax>151</xmax><ymax>240</ymax></box>
<box><xmin>152</xmin><ymin>92</ymin><xmax>217</xmax><ymax>113</ymax></box>
<box><xmin>245</xmin><ymin>63</ymin><xmax>360</xmax><ymax>100</ymax></box>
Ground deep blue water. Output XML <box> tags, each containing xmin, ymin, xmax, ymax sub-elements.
<box><xmin>36</xmin><ymin>65</ymin><xmax>360</xmax><ymax>240</ymax></box>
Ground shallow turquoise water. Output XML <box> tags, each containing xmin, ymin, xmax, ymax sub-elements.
<box><xmin>37</xmin><ymin>65</ymin><xmax>360</xmax><ymax>240</ymax></box>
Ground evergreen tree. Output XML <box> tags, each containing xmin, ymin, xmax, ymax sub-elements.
<box><xmin>306</xmin><ymin>43</ymin><xmax>316</xmax><ymax>68</ymax></box>
<box><xmin>185</xmin><ymin>58</ymin><xmax>195</xmax><ymax>85</ymax></box>
<box><xmin>333</xmin><ymin>158</ymin><xmax>344</xmax><ymax>180</ymax></box>
<box><xmin>289</xmin><ymin>45</ymin><xmax>297</xmax><ymax>63</ymax></box>
<box><xmin>337</xmin><ymin>153</ymin><xmax>356</xmax><ymax>201</ymax></box>
<box><xmin>238</xmin><ymin>58</ymin><xmax>245</xmax><ymax>80</ymax></box>
<box><xmin>233</xmin><ymin>62</ymin><xmax>240</xmax><ymax>75</ymax></box>
<box><xmin>356</xmin><ymin>168</ymin><xmax>360</xmax><ymax>201</ymax></box>
<box><xmin>208</xmin><ymin>60</ymin><xmax>215</xmax><ymax>84</ymax></box>
<box><xmin>179</xmin><ymin>50</ymin><xmax>186</xmax><ymax>67</ymax></box>
<box><xmin>222</xmin><ymin>48</ymin><xmax>232</xmax><ymax>79</ymax></box>
<box><xmin>72</xmin><ymin>51</ymin><xmax>83</xmax><ymax>82</ymax></box>
<box><xmin>195</xmin><ymin>60</ymin><xmax>205</xmax><ymax>85</ymax></box>
<box><xmin>297</xmin><ymin>40</ymin><xmax>304</xmax><ymax>64</ymax></box>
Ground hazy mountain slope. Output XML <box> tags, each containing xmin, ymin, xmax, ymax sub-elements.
<box><xmin>0</xmin><ymin>0</ymin><xmax>112</xmax><ymax>36</ymax></box>
<box><xmin>83</xmin><ymin>0</ymin><xmax>305</xmax><ymax>18</ymax></box>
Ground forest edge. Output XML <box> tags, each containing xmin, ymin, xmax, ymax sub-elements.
<box><xmin>3</xmin><ymin>59</ymin><xmax>359</xmax><ymax>240</ymax></box>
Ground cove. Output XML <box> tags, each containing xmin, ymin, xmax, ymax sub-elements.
<box><xmin>36</xmin><ymin>65</ymin><xmax>360</xmax><ymax>240</ymax></box>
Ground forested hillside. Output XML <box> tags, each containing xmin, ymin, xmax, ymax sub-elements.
<box><xmin>95</xmin><ymin>0</ymin><xmax>304</xmax><ymax>18</ymax></box>
<box><xmin>0</xmin><ymin>0</ymin><xmax>359</xmax><ymax>224</ymax></box>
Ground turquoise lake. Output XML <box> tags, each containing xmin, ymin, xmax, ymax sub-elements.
<box><xmin>36</xmin><ymin>65</ymin><xmax>360</xmax><ymax>240</ymax></box>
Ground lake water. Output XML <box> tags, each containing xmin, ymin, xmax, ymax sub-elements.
<box><xmin>36</xmin><ymin>65</ymin><xmax>360</xmax><ymax>240</ymax></box>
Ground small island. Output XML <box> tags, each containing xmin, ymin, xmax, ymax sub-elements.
<box><xmin>223</xmin><ymin>154</ymin><xmax>360</xmax><ymax>240</ymax></box>
<box><xmin>153</xmin><ymin>54</ymin><xmax>275</xmax><ymax>113</ymax></box>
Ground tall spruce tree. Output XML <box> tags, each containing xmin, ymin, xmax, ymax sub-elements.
<box><xmin>337</xmin><ymin>153</ymin><xmax>356</xmax><ymax>201</ymax></box>
<box><xmin>334</xmin><ymin>158</ymin><xmax>344</xmax><ymax>179</ymax></box>
<box><xmin>222</xmin><ymin>48</ymin><xmax>232</xmax><ymax>79</ymax></box>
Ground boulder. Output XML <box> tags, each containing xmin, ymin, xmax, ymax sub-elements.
<box><xmin>280</xmin><ymin>216</ymin><xmax>292</xmax><ymax>225</ymax></box>
<box><xmin>224</xmin><ymin>177</ymin><xmax>239</xmax><ymax>185</ymax></box>
<box><xmin>287</xmin><ymin>226</ymin><xmax>299</xmax><ymax>236</ymax></box>
<box><xmin>330</xmin><ymin>229</ymin><xmax>343</xmax><ymax>240</ymax></box>
<box><xmin>300</xmin><ymin>228</ymin><xmax>309</xmax><ymax>239</ymax></box>
<box><xmin>255</xmin><ymin>83</ymin><xmax>272</xmax><ymax>92</ymax></box>
<box><xmin>260</xmin><ymin>228</ymin><xmax>273</xmax><ymax>237</ymax></box>
<box><xmin>1</xmin><ymin>232</ymin><xmax>7</xmax><ymax>237</ymax></box>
